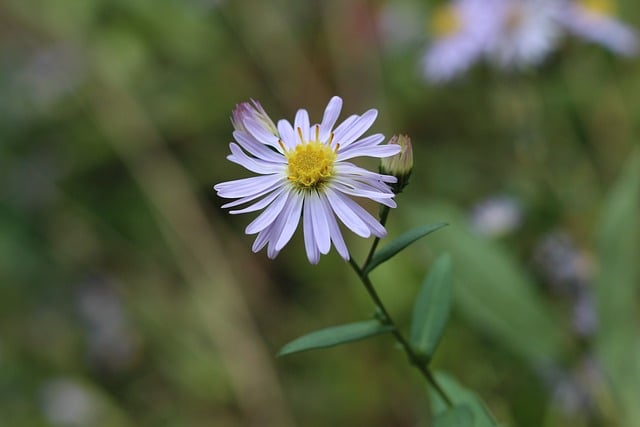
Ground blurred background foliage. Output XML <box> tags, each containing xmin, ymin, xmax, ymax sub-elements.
<box><xmin>1</xmin><ymin>0</ymin><xmax>639</xmax><ymax>426</ymax></box>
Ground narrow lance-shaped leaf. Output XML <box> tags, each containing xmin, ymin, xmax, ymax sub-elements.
<box><xmin>408</xmin><ymin>202</ymin><xmax>566</xmax><ymax>364</ymax></box>
<box><xmin>594</xmin><ymin>148</ymin><xmax>640</xmax><ymax>424</ymax></box>
<box><xmin>410</xmin><ymin>253</ymin><xmax>453</xmax><ymax>361</ymax></box>
<box><xmin>277</xmin><ymin>320</ymin><xmax>394</xmax><ymax>357</ymax></box>
<box><xmin>364</xmin><ymin>222</ymin><xmax>448</xmax><ymax>274</ymax></box>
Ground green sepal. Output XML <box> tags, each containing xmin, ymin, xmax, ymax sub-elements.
<box><xmin>277</xmin><ymin>320</ymin><xmax>394</xmax><ymax>357</ymax></box>
<box><xmin>363</xmin><ymin>222</ymin><xmax>448</xmax><ymax>275</ymax></box>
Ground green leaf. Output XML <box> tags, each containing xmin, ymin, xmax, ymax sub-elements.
<box><xmin>429</xmin><ymin>372</ymin><xmax>498</xmax><ymax>427</ymax></box>
<box><xmin>406</xmin><ymin>202</ymin><xmax>566</xmax><ymax>365</ymax></box>
<box><xmin>363</xmin><ymin>222</ymin><xmax>448</xmax><ymax>274</ymax></box>
<box><xmin>434</xmin><ymin>405</ymin><xmax>474</xmax><ymax>427</ymax></box>
<box><xmin>277</xmin><ymin>320</ymin><xmax>394</xmax><ymax>357</ymax></box>
<box><xmin>409</xmin><ymin>253</ymin><xmax>453</xmax><ymax>360</ymax></box>
<box><xmin>594</xmin><ymin>149</ymin><xmax>640</xmax><ymax>424</ymax></box>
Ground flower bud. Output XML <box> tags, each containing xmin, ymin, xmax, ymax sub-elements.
<box><xmin>380</xmin><ymin>134</ymin><xmax>413</xmax><ymax>193</ymax></box>
<box><xmin>231</xmin><ymin>99</ymin><xmax>278</xmax><ymax>136</ymax></box>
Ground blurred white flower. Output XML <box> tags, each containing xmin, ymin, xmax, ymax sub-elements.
<box><xmin>559</xmin><ymin>0</ymin><xmax>639</xmax><ymax>56</ymax></box>
<box><xmin>489</xmin><ymin>0</ymin><xmax>562</xmax><ymax>69</ymax></box>
<box><xmin>469</xmin><ymin>195</ymin><xmax>523</xmax><ymax>237</ymax></box>
<box><xmin>421</xmin><ymin>0</ymin><xmax>503</xmax><ymax>82</ymax></box>
<box><xmin>40</xmin><ymin>379</ymin><xmax>99</xmax><ymax>427</ymax></box>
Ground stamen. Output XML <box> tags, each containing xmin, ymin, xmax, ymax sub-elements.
<box><xmin>297</xmin><ymin>127</ymin><xmax>305</xmax><ymax>143</ymax></box>
<box><xmin>328</xmin><ymin>132</ymin><xmax>335</xmax><ymax>147</ymax></box>
<box><xmin>334</xmin><ymin>143</ymin><xmax>340</xmax><ymax>153</ymax></box>
<box><xmin>315</xmin><ymin>124</ymin><xmax>320</xmax><ymax>143</ymax></box>
<box><xmin>278</xmin><ymin>140</ymin><xmax>287</xmax><ymax>153</ymax></box>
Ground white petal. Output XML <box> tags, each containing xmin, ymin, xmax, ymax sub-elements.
<box><xmin>340</xmin><ymin>195</ymin><xmax>387</xmax><ymax>238</ymax></box>
<box><xmin>331</xmin><ymin>175</ymin><xmax>394</xmax><ymax>198</ymax></box>
<box><xmin>228</xmin><ymin>143</ymin><xmax>285</xmax><ymax>174</ymax></box>
<box><xmin>342</xmin><ymin>133</ymin><xmax>385</xmax><ymax>147</ymax></box>
<box><xmin>215</xmin><ymin>174</ymin><xmax>283</xmax><ymax>199</ymax></box>
<box><xmin>336</xmin><ymin>133</ymin><xmax>385</xmax><ymax>156</ymax></box>
<box><xmin>337</xmin><ymin>144</ymin><xmax>401</xmax><ymax>161</ymax></box>
<box><xmin>325</xmin><ymin>188</ymin><xmax>371</xmax><ymax>238</ymax></box>
<box><xmin>267</xmin><ymin>241</ymin><xmax>280</xmax><ymax>259</ymax></box>
<box><xmin>229</xmin><ymin>186</ymin><xmax>286</xmax><ymax>214</ymax></box>
<box><xmin>330</xmin><ymin>188</ymin><xmax>387</xmax><ymax>237</ymax></box>
<box><xmin>332</xmin><ymin>176</ymin><xmax>394</xmax><ymax>196</ymax></box>
<box><xmin>234</xmin><ymin>130</ymin><xmax>285</xmax><ymax>161</ymax></box>
<box><xmin>335</xmin><ymin>162</ymin><xmax>398</xmax><ymax>184</ymax></box>
<box><xmin>266</xmin><ymin>209</ymin><xmax>293</xmax><ymax>258</ymax></box>
<box><xmin>331</xmin><ymin>114</ymin><xmax>358</xmax><ymax>146</ymax></box>
<box><xmin>333</xmin><ymin>109</ymin><xmax>378</xmax><ymax>148</ymax></box>
<box><xmin>277</xmin><ymin>119</ymin><xmax>297</xmax><ymax>150</ymax></box>
<box><xmin>319</xmin><ymin>192</ymin><xmax>349</xmax><ymax>260</ymax></box>
<box><xmin>245</xmin><ymin>117</ymin><xmax>279</xmax><ymax>146</ymax></box>
<box><xmin>275</xmin><ymin>191</ymin><xmax>304</xmax><ymax>251</ymax></box>
<box><xmin>252</xmin><ymin>228</ymin><xmax>271</xmax><ymax>252</ymax></box>
<box><xmin>319</xmin><ymin>96</ymin><xmax>343</xmax><ymax>142</ymax></box>
<box><xmin>220</xmin><ymin>179</ymin><xmax>282</xmax><ymax>209</ymax></box>
<box><xmin>294</xmin><ymin>109</ymin><xmax>310</xmax><ymax>143</ymax></box>
<box><xmin>309</xmin><ymin>191</ymin><xmax>331</xmax><ymax>254</ymax></box>
<box><xmin>331</xmin><ymin>180</ymin><xmax>397</xmax><ymax>208</ymax></box>
<box><xmin>266</xmin><ymin>215</ymin><xmax>285</xmax><ymax>258</ymax></box>
<box><xmin>303</xmin><ymin>198</ymin><xmax>320</xmax><ymax>264</ymax></box>
<box><xmin>245</xmin><ymin>190</ymin><xmax>290</xmax><ymax>234</ymax></box>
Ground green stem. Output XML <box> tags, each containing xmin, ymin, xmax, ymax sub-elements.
<box><xmin>348</xmin><ymin>205</ymin><xmax>453</xmax><ymax>408</ymax></box>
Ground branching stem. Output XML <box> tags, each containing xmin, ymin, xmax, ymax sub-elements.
<box><xmin>348</xmin><ymin>205</ymin><xmax>453</xmax><ymax>408</ymax></box>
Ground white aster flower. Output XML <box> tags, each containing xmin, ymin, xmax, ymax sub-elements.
<box><xmin>559</xmin><ymin>0</ymin><xmax>639</xmax><ymax>56</ymax></box>
<box><xmin>421</xmin><ymin>0</ymin><xmax>503</xmax><ymax>82</ymax></box>
<box><xmin>214</xmin><ymin>97</ymin><xmax>401</xmax><ymax>264</ymax></box>
<box><xmin>489</xmin><ymin>0</ymin><xmax>562</xmax><ymax>69</ymax></box>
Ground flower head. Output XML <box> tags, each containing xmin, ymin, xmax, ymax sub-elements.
<box><xmin>421</xmin><ymin>0</ymin><xmax>503</xmax><ymax>82</ymax></box>
<box><xmin>215</xmin><ymin>96</ymin><xmax>401</xmax><ymax>264</ymax></box>
<box><xmin>558</xmin><ymin>0</ymin><xmax>639</xmax><ymax>56</ymax></box>
<box><xmin>380</xmin><ymin>134</ymin><xmax>413</xmax><ymax>194</ymax></box>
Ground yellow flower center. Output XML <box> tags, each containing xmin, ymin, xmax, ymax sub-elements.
<box><xmin>430</xmin><ymin>5</ymin><xmax>461</xmax><ymax>37</ymax></box>
<box><xmin>284</xmin><ymin>128</ymin><xmax>337</xmax><ymax>189</ymax></box>
<box><xmin>580</xmin><ymin>0</ymin><xmax>616</xmax><ymax>16</ymax></box>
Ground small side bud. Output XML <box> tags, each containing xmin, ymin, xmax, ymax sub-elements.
<box><xmin>231</xmin><ymin>99</ymin><xmax>278</xmax><ymax>136</ymax></box>
<box><xmin>380</xmin><ymin>134</ymin><xmax>413</xmax><ymax>194</ymax></box>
